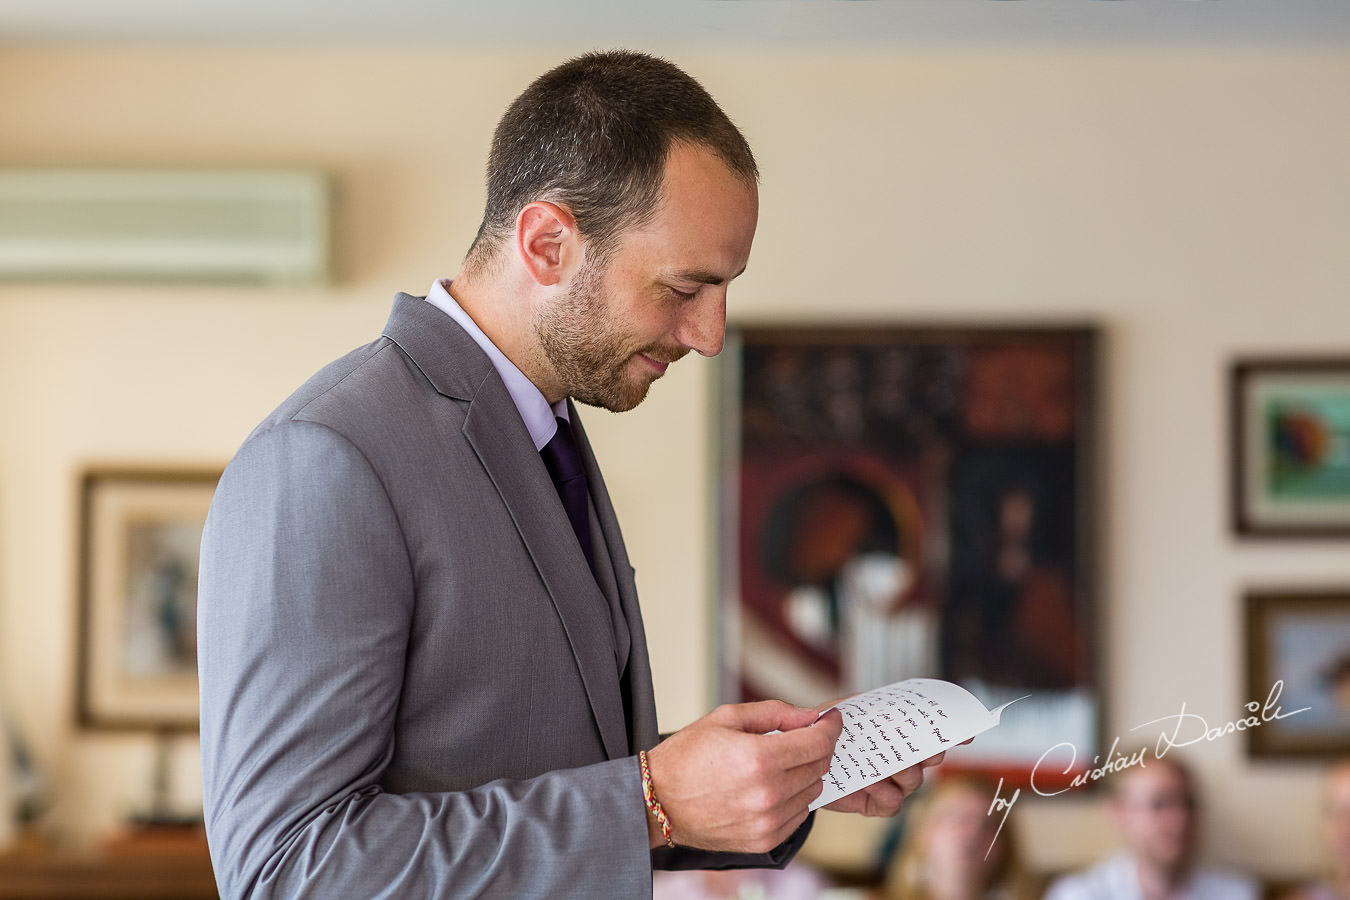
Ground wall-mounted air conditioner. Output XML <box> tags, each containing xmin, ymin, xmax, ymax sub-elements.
<box><xmin>0</xmin><ymin>169</ymin><xmax>330</xmax><ymax>284</ymax></box>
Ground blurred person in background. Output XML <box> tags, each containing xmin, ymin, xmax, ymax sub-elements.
<box><xmin>653</xmin><ymin>861</ymin><xmax>832</xmax><ymax>900</ymax></box>
<box><xmin>1044</xmin><ymin>756</ymin><xmax>1258</xmax><ymax>900</ymax></box>
<box><xmin>1281</xmin><ymin>758</ymin><xmax>1350</xmax><ymax>900</ymax></box>
<box><xmin>881</xmin><ymin>775</ymin><xmax>1036</xmax><ymax>900</ymax></box>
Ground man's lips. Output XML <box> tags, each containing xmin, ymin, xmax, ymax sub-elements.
<box><xmin>638</xmin><ymin>353</ymin><xmax>670</xmax><ymax>375</ymax></box>
<box><xmin>637</xmin><ymin>349</ymin><xmax>687</xmax><ymax>375</ymax></box>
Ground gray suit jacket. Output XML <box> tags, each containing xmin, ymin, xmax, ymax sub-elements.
<box><xmin>198</xmin><ymin>294</ymin><xmax>808</xmax><ymax>898</ymax></box>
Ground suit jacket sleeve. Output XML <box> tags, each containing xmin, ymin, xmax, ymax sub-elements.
<box><xmin>199</xmin><ymin>421</ymin><xmax>657</xmax><ymax>899</ymax></box>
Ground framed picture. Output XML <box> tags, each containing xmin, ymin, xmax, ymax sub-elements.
<box><xmin>76</xmin><ymin>467</ymin><xmax>221</xmax><ymax>731</ymax></box>
<box><xmin>1232</xmin><ymin>357</ymin><xmax>1350</xmax><ymax>537</ymax></box>
<box><xmin>718</xmin><ymin>326</ymin><xmax>1099</xmax><ymax>789</ymax></box>
<box><xmin>1246</xmin><ymin>589</ymin><xmax>1350</xmax><ymax>758</ymax></box>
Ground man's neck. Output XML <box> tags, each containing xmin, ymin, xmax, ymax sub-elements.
<box><xmin>924</xmin><ymin>866</ymin><xmax>987</xmax><ymax>900</ymax></box>
<box><xmin>445</xmin><ymin>275</ymin><xmax>518</xmax><ymax>359</ymax></box>
<box><xmin>1134</xmin><ymin>856</ymin><xmax>1192</xmax><ymax>900</ymax></box>
<box><xmin>447</xmin><ymin>273</ymin><xmax>560</xmax><ymax>403</ymax></box>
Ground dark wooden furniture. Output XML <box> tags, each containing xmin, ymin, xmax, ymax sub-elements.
<box><xmin>0</xmin><ymin>826</ymin><xmax>217</xmax><ymax>899</ymax></box>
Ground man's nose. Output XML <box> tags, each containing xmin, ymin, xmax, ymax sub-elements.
<box><xmin>676</xmin><ymin>290</ymin><xmax>727</xmax><ymax>357</ymax></box>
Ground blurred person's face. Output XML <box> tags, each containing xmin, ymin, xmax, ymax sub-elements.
<box><xmin>1324</xmin><ymin>764</ymin><xmax>1350</xmax><ymax>874</ymax></box>
<box><xmin>1110</xmin><ymin>764</ymin><xmax>1198</xmax><ymax>873</ymax></box>
<box><xmin>923</xmin><ymin>786</ymin><xmax>1004</xmax><ymax>880</ymax></box>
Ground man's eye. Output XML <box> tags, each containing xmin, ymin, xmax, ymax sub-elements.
<box><xmin>669</xmin><ymin>286</ymin><xmax>697</xmax><ymax>300</ymax></box>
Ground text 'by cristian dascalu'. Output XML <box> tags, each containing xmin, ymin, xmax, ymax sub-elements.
<box><xmin>981</xmin><ymin>679</ymin><xmax>1310</xmax><ymax>859</ymax></box>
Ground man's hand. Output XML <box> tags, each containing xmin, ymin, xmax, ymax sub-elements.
<box><xmin>643</xmin><ymin>701</ymin><xmax>843</xmax><ymax>853</ymax></box>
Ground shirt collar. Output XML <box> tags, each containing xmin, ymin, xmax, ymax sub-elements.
<box><xmin>424</xmin><ymin>279</ymin><xmax>566</xmax><ymax>451</ymax></box>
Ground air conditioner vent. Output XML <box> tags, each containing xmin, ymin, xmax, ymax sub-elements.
<box><xmin>0</xmin><ymin>169</ymin><xmax>329</xmax><ymax>284</ymax></box>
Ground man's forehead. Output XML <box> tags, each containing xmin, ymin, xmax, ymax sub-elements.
<box><xmin>1118</xmin><ymin>764</ymin><xmax>1191</xmax><ymax>797</ymax></box>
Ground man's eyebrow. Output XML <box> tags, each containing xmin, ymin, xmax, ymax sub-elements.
<box><xmin>672</xmin><ymin>265</ymin><xmax>748</xmax><ymax>286</ymax></box>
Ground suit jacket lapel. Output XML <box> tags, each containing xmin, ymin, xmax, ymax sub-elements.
<box><xmin>383</xmin><ymin>294</ymin><xmax>631</xmax><ymax>761</ymax></box>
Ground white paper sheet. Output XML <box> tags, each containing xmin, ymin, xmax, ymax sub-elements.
<box><xmin>809</xmin><ymin>677</ymin><xmax>1021</xmax><ymax>810</ymax></box>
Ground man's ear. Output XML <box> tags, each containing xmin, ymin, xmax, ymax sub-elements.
<box><xmin>515</xmin><ymin>201</ymin><xmax>580</xmax><ymax>287</ymax></box>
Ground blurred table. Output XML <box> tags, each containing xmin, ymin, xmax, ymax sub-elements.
<box><xmin>0</xmin><ymin>825</ymin><xmax>217</xmax><ymax>899</ymax></box>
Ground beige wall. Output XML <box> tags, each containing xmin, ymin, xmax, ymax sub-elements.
<box><xmin>1</xmin><ymin>43</ymin><xmax>1347</xmax><ymax>876</ymax></box>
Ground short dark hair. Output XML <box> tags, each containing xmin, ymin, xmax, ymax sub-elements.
<box><xmin>466</xmin><ymin>50</ymin><xmax>758</xmax><ymax>268</ymax></box>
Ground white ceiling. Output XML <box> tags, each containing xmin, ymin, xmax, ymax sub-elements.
<box><xmin>2</xmin><ymin>0</ymin><xmax>1349</xmax><ymax>47</ymax></box>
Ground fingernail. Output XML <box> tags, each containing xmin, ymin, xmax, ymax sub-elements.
<box><xmin>811</xmin><ymin>707</ymin><xmax>838</xmax><ymax>724</ymax></box>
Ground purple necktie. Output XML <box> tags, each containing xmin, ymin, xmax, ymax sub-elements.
<box><xmin>540</xmin><ymin>417</ymin><xmax>593</xmax><ymax>570</ymax></box>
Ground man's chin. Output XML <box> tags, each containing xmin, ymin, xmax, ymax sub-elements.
<box><xmin>572</xmin><ymin>377</ymin><xmax>653</xmax><ymax>413</ymax></box>
<box><xmin>1147</xmin><ymin>846</ymin><xmax>1192</xmax><ymax>872</ymax></box>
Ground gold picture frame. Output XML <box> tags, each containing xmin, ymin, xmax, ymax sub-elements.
<box><xmin>1245</xmin><ymin>588</ymin><xmax>1350</xmax><ymax>758</ymax></box>
<box><xmin>76</xmin><ymin>467</ymin><xmax>221</xmax><ymax>731</ymax></box>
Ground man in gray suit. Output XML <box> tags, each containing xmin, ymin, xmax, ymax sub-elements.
<box><xmin>199</xmin><ymin>50</ymin><xmax>936</xmax><ymax>898</ymax></box>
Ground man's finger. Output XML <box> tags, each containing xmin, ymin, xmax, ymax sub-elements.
<box><xmin>760</xmin><ymin>722</ymin><xmax>840</xmax><ymax>770</ymax></box>
<box><xmin>893</xmin><ymin>763</ymin><xmax>927</xmax><ymax>795</ymax></box>
<box><xmin>713</xmin><ymin>699</ymin><xmax>821</xmax><ymax>736</ymax></box>
<box><xmin>785</xmin><ymin>772</ymin><xmax>829</xmax><ymax>817</ymax></box>
<box><xmin>860</xmin><ymin>778</ymin><xmax>906</xmax><ymax>817</ymax></box>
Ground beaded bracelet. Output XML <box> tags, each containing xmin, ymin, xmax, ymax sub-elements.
<box><xmin>638</xmin><ymin>750</ymin><xmax>675</xmax><ymax>848</ymax></box>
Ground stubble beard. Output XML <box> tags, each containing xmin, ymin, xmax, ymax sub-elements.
<box><xmin>533</xmin><ymin>257</ymin><xmax>682</xmax><ymax>413</ymax></box>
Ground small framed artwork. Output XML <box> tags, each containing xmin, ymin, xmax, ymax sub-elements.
<box><xmin>1232</xmin><ymin>358</ymin><xmax>1350</xmax><ymax>537</ymax></box>
<box><xmin>1246</xmin><ymin>589</ymin><xmax>1350</xmax><ymax>758</ymax></box>
<box><xmin>718</xmin><ymin>325</ymin><xmax>1099</xmax><ymax>790</ymax></box>
<box><xmin>76</xmin><ymin>467</ymin><xmax>221</xmax><ymax>731</ymax></box>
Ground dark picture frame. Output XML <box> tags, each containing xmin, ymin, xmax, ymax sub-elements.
<box><xmin>1232</xmin><ymin>357</ymin><xmax>1350</xmax><ymax>538</ymax></box>
<box><xmin>717</xmin><ymin>325</ymin><xmax>1099</xmax><ymax>788</ymax></box>
<box><xmin>76</xmin><ymin>467</ymin><xmax>221</xmax><ymax>731</ymax></box>
<box><xmin>1246</xmin><ymin>588</ymin><xmax>1350</xmax><ymax>759</ymax></box>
